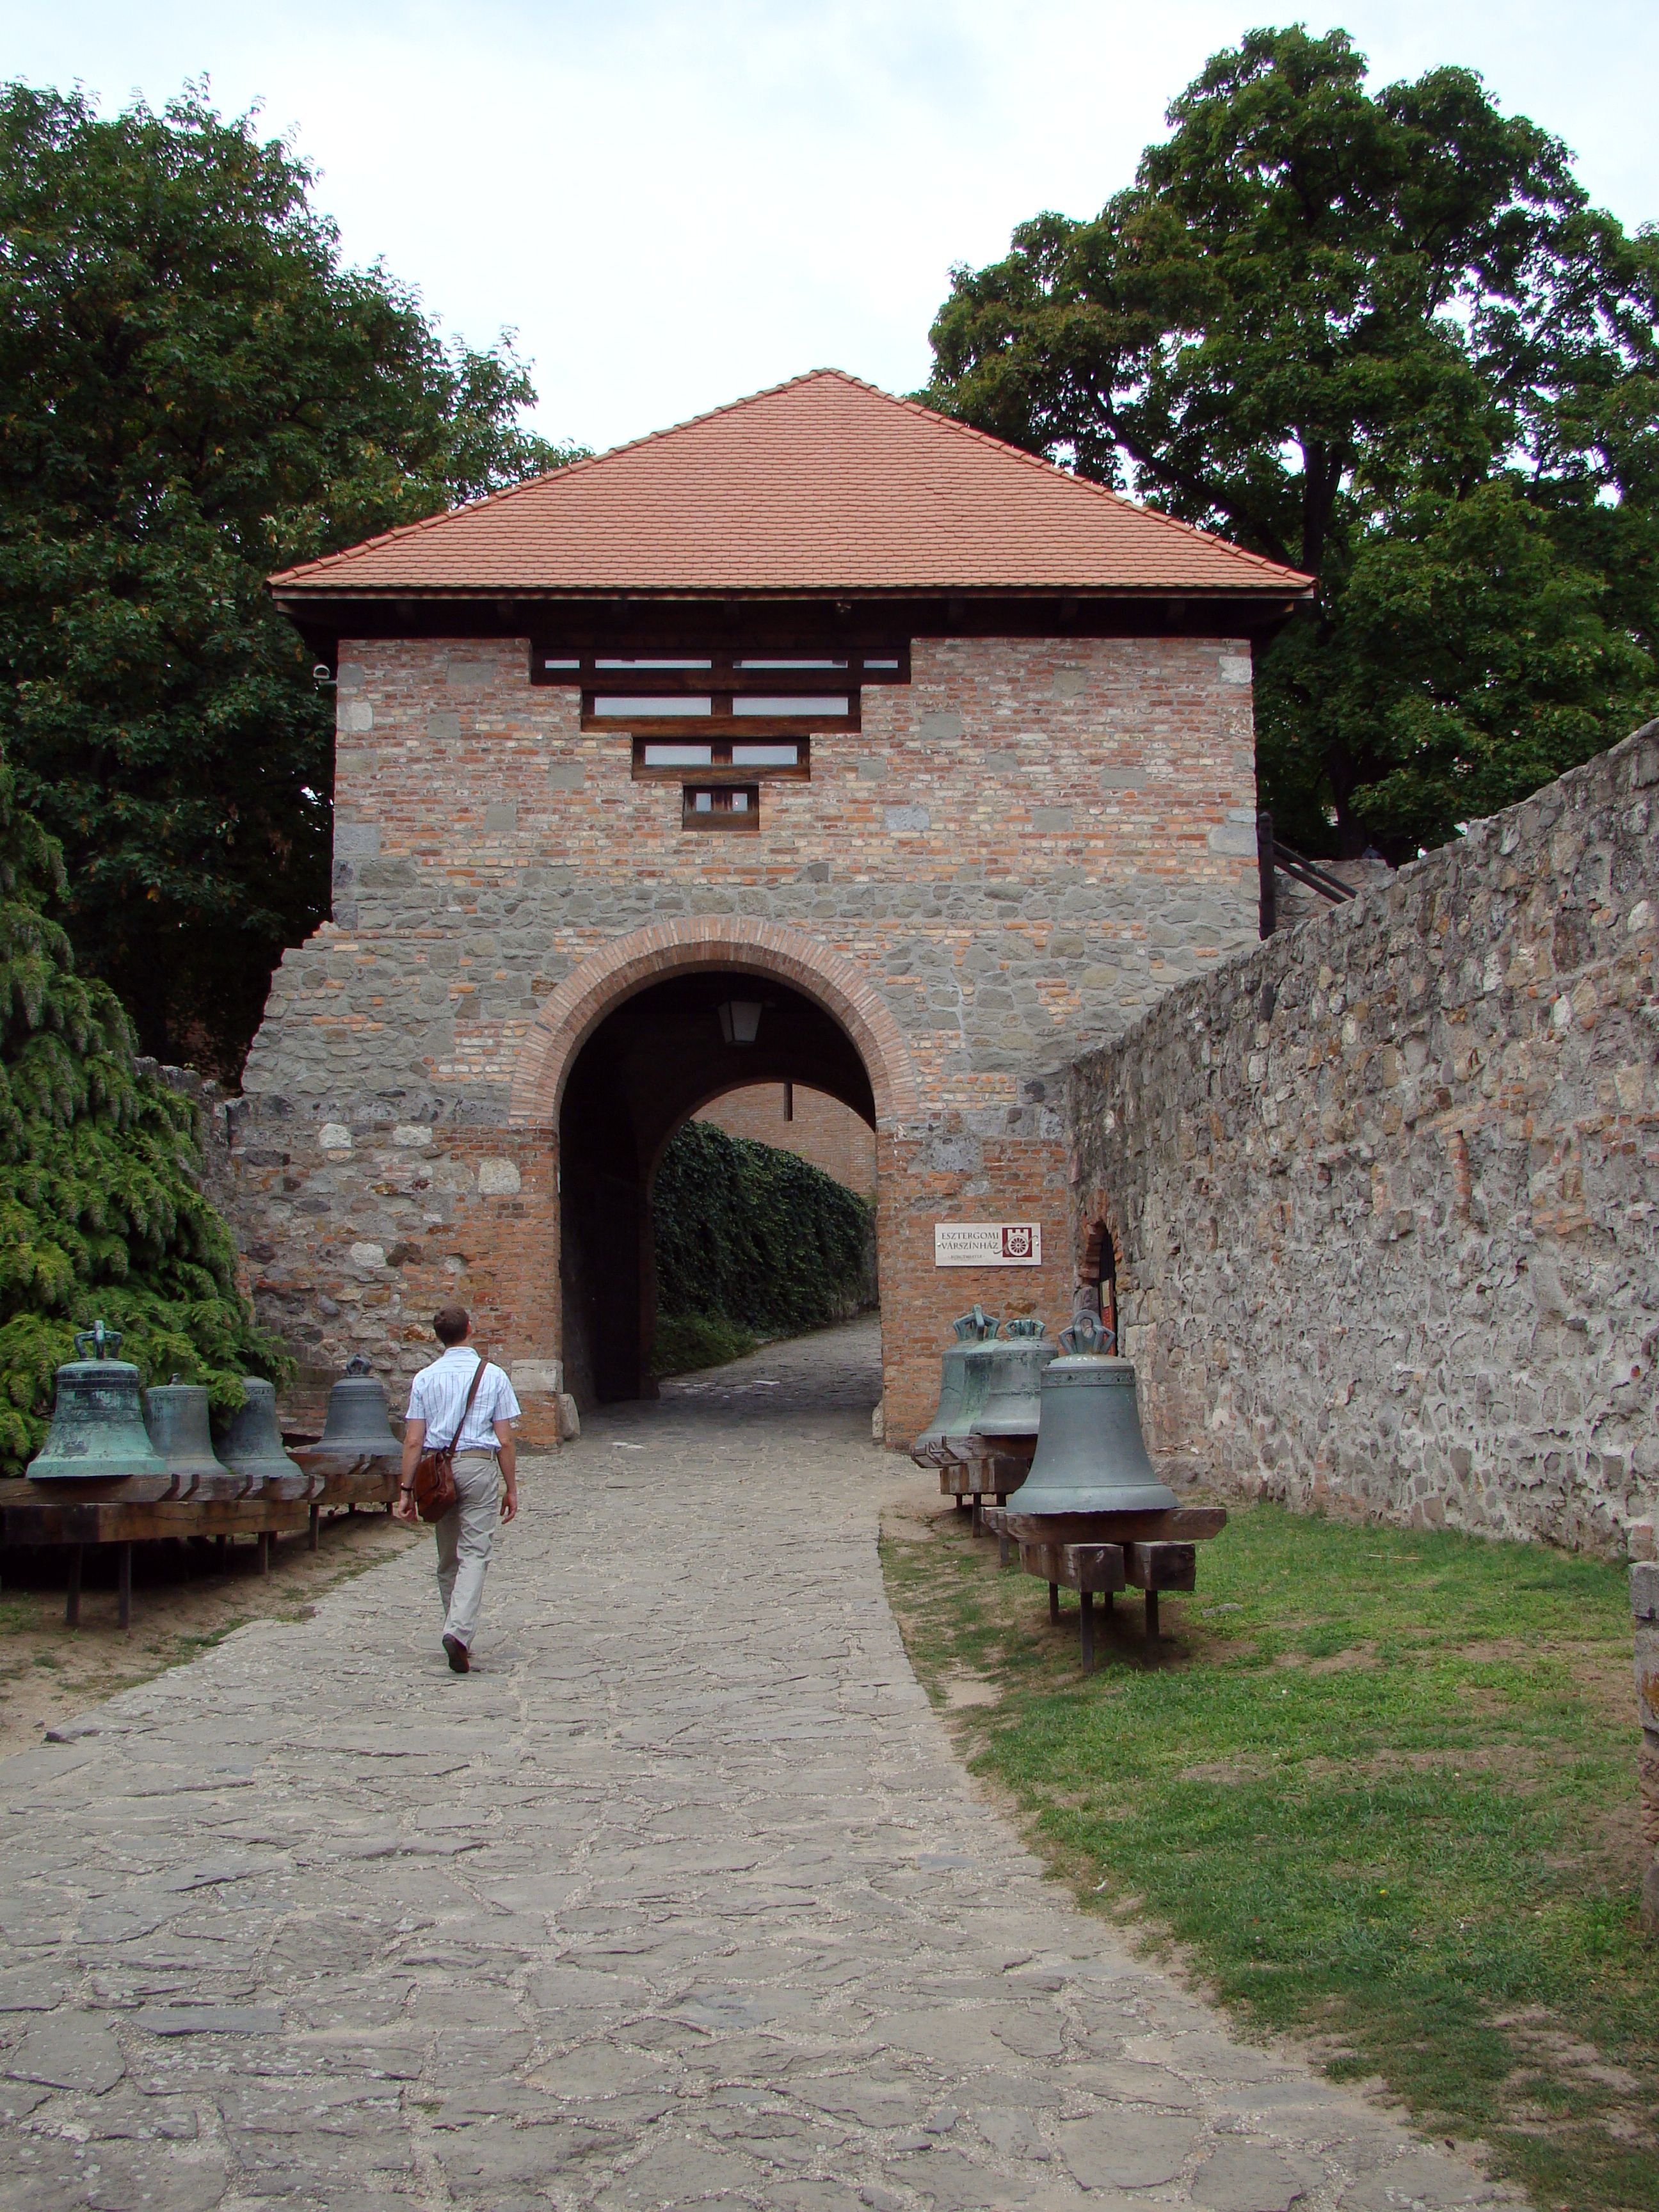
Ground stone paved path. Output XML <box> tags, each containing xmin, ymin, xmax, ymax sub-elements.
<box><xmin>0</xmin><ymin>1319</ymin><xmax>1510</xmax><ymax>2212</ymax></box>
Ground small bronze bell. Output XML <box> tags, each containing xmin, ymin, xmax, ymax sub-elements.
<box><xmin>913</xmin><ymin>1306</ymin><xmax>998</xmax><ymax>1459</ymax></box>
<box><xmin>316</xmin><ymin>1356</ymin><xmax>400</xmax><ymax>1459</ymax></box>
<box><xmin>28</xmin><ymin>1324</ymin><xmax>170</xmax><ymax>1484</ymax></box>
<box><xmin>1004</xmin><ymin>1311</ymin><xmax>1178</xmax><ymax>1519</ymax></box>
<box><xmin>145</xmin><ymin>1378</ymin><xmax>232</xmax><ymax>1485</ymax></box>
<box><xmin>970</xmin><ymin>1316</ymin><xmax>1055</xmax><ymax>1443</ymax></box>
<box><xmin>218</xmin><ymin>1378</ymin><xmax>303</xmax><ymax>1487</ymax></box>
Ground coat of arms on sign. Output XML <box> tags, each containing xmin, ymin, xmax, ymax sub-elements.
<box><xmin>933</xmin><ymin>1223</ymin><xmax>1043</xmax><ymax>1267</ymax></box>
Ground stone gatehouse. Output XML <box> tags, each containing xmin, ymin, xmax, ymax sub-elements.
<box><xmin>234</xmin><ymin>370</ymin><xmax>1309</xmax><ymax>1443</ymax></box>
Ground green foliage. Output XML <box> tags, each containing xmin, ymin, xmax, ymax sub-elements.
<box><xmin>0</xmin><ymin>753</ymin><xmax>285</xmax><ymax>1474</ymax></box>
<box><xmin>0</xmin><ymin>81</ymin><xmax>582</xmax><ymax>1075</ymax></box>
<box><xmin>652</xmin><ymin>1119</ymin><xmax>875</xmax><ymax>1354</ymax></box>
<box><xmin>885</xmin><ymin>1503</ymin><xmax>1656</xmax><ymax>2212</ymax></box>
<box><xmin>926</xmin><ymin>26</ymin><xmax>1659</xmax><ymax>856</ymax></box>
<box><xmin>648</xmin><ymin>1312</ymin><xmax>760</xmax><ymax>1378</ymax></box>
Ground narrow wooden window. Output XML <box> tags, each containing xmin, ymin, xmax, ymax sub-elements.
<box><xmin>682</xmin><ymin>783</ymin><xmax>760</xmax><ymax>831</ymax></box>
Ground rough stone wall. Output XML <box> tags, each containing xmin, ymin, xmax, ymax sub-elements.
<box><xmin>695</xmin><ymin>1084</ymin><xmax>878</xmax><ymax>1197</ymax></box>
<box><xmin>1069</xmin><ymin>723</ymin><xmax>1659</xmax><ymax>1553</ymax></box>
<box><xmin>234</xmin><ymin>629</ymin><xmax>1258</xmax><ymax>1435</ymax></box>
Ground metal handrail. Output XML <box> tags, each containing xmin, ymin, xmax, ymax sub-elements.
<box><xmin>1256</xmin><ymin>812</ymin><xmax>1358</xmax><ymax>936</ymax></box>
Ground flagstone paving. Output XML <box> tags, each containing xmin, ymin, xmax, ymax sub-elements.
<box><xmin>0</xmin><ymin>1318</ymin><xmax>1513</xmax><ymax>2212</ymax></box>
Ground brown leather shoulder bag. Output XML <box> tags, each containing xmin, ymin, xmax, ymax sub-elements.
<box><xmin>412</xmin><ymin>1352</ymin><xmax>489</xmax><ymax>1524</ymax></box>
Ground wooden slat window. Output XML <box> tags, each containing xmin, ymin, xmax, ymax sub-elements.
<box><xmin>682</xmin><ymin>783</ymin><xmax>760</xmax><ymax>831</ymax></box>
<box><xmin>633</xmin><ymin>737</ymin><xmax>809</xmax><ymax>783</ymax></box>
<box><xmin>531</xmin><ymin>644</ymin><xmax>910</xmax><ymax>733</ymax></box>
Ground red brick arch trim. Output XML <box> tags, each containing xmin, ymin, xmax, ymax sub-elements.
<box><xmin>507</xmin><ymin>919</ymin><xmax>922</xmax><ymax>1131</ymax></box>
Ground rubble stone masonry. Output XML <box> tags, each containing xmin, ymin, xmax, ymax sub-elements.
<box><xmin>1070</xmin><ymin>721</ymin><xmax>1659</xmax><ymax>1553</ymax></box>
<box><xmin>232</xmin><ymin>631</ymin><xmax>1258</xmax><ymax>1442</ymax></box>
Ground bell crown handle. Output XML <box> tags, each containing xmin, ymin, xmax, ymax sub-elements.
<box><xmin>951</xmin><ymin>1304</ymin><xmax>999</xmax><ymax>1342</ymax></box>
<box><xmin>344</xmin><ymin>1354</ymin><xmax>374</xmax><ymax>1376</ymax></box>
<box><xmin>74</xmin><ymin>1320</ymin><xmax>122</xmax><ymax>1361</ymax></box>
<box><xmin>1002</xmin><ymin>1316</ymin><xmax>1046</xmax><ymax>1340</ymax></box>
<box><xmin>1059</xmin><ymin>1311</ymin><xmax>1116</xmax><ymax>1357</ymax></box>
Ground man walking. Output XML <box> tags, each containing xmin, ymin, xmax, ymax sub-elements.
<box><xmin>394</xmin><ymin>1306</ymin><xmax>520</xmax><ymax>1672</ymax></box>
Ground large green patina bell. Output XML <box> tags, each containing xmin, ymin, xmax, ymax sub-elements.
<box><xmin>316</xmin><ymin>1356</ymin><xmax>400</xmax><ymax>1458</ymax></box>
<box><xmin>913</xmin><ymin>1307</ymin><xmax>998</xmax><ymax>1458</ymax></box>
<box><xmin>28</xmin><ymin>1324</ymin><xmax>170</xmax><ymax>1484</ymax></box>
<box><xmin>1004</xmin><ymin>1311</ymin><xmax>1178</xmax><ymax>1517</ymax></box>
<box><xmin>144</xmin><ymin>1379</ymin><xmax>232</xmax><ymax>1483</ymax></box>
<box><xmin>971</xmin><ymin>1317</ymin><xmax>1056</xmax><ymax>1444</ymax></box>
<box><xmin>218</xmin><ymin>1378</ymin><xmax>303</xmax><ymax>1486</ymax></box>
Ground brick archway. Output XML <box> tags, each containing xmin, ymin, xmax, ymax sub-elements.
<box><xmin>508</xmin><ymin>919</ymin><xmax>920</xmax><ymax>1131</ymax></box>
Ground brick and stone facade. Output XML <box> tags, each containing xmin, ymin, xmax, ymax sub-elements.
<box><xmin>1069</xmin><ymin>720</ymin><xmax>1659</xmax><ymax>1552</ymax></box>
<box><xmin>233</xmin><ymin>631</ymin><xmax>1263</xmax><ymax>1441</ymax></box>
<box><xmin>237</xmin><ymin>371</ymin><xmax>1308</xmax><ymax>1441</ymax></box>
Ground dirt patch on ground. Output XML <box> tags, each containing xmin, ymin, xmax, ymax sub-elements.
<box><xmin>0</xmin><ymin>1507</ymin><xmax>421</xmax><ymax>1758</ymax></box>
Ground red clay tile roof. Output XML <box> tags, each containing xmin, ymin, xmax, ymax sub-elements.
<box><xmin>271</xmin><ymin>370</ymin><xmax>1312</xmax><ymax>601</ymax></box>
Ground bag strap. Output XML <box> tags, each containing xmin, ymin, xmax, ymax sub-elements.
<box><xmin>437</xmin><ymin>1351</ymin><xmax>490</xmax><ymax>1457</ymax></box>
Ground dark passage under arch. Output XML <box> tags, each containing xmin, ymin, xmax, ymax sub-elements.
<box><xmin>559</xmin><ymin>969</ymin><xmax>875</xmax><ymax>1404</ymax></box>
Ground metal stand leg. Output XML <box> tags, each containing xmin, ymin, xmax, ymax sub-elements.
<box><xmin>1145</xmin><ymin>1589</ymin><xmax>1160</xmax><ymax>1637</ymax></box>
<box><xmin>971</xmin><ymin>1496</ymin><xmax>982</xmax><ymax>1536</ymax></box>
<box><xmin>258</xmin><ymin>1531</ymin><xmax>271</xmax><ymax>1576</ymax></box>
<box><xmin>308</xmin><ymin>1505</ymin><xmax>320</xmax><ymax>1553</ymax></box>
<box><xmin>116</xmin><ymin>1543</ymin><xmax>132</xmax><ymax>1631</ymax></box>
<box><xmin>1048</xmin><ymin>1582</ymin><xmax>1060</xmax><ymax>1624</ymax></box>
<box><xmin>998</xmin><ymin>1534</ymin><xmax>1011</xmax><ymax>1567</ymax></box>
<box><xmin>65</xmin><ymin>1545</ymin><xmax>82</xmax><ymax>1629</ymax></box>
<box><xmin>215</xmin><ymin>1534</ymin><xmax>227</xmax><ymax>1569</ymax></box>
<box><xmin>1080</xmin><ymin>1587</ymin><xmax>1095</xmax><ymax>1672</ymax></box>
<box><xmin>1103</xmin><ymin>1589</ymin><xmax>1114</xmax><ymax>1613</ymax></box>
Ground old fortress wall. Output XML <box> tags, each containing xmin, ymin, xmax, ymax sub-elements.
<box><xmin>1070</xmin><ymin>721</ymin><xmax>1659</xmax><ymax>1553</ymax></box>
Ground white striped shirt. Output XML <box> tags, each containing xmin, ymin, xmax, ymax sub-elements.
<box><xmin>406</xmin><ymin>1349</ymin><xmax>521</xmax><ymax>1454</ymax></box>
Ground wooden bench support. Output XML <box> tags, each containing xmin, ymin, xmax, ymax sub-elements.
<box><xmin>1018</xmin><ymin>1541</ymin><xmax>1128</xmax><ymax>1673</ymax></box>
<box><xmin>1</xmin><ymin>1455</ymin><xmax>394</xmax><ymax>1629</ymax></box>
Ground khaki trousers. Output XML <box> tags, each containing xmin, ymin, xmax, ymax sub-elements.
<box><xmin>435</xmin><ymin>1451</ymin><xmax>501</xmax><ymax>1651</ymax></box>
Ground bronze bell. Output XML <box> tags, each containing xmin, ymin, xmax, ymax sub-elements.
<box><xmin>913</xmin><ymin>1306</ymin><xmax>998</xmax><ymax>1458</ymax></box>
<box><xmin>942</xmin><ymin>1328</ymin><xmax>1006</xmax><ymax>1459</ymax></box>
<box><xmin>145</xmin><ymin>1378</ymin><xmax>232</xmax><ymax>1484</ymax></box>
<box><xmin>28</xmin><ymin>1324</ymin><xmax>170</xmax><ymax>1483</ymax></box>
<box><xmin>218</xmin><ymin>1378</ymin><xmax>302</xmax><ymax>1487</ymax></box>
<box><xmin>1004</xmin><ymin>1311</ymin><xmax>1178</xmax><ymax>1518</ymax></box>
<box><xmin>317</xmin><ymin>1355</ymin><xmax>400</xmax><ymax>1458</ymax></box>
<box><xmin>970</xmin><ymin>1316</ymin><xmax>1056</xmax><ymax>1443</ymax></box>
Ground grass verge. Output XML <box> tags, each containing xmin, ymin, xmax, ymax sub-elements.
<box><xmin>881</xmin><ymin>1497</ymin><xmax>1656</xmax><ymax>2212</ymax></box>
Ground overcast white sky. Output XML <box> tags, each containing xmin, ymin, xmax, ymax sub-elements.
<box><xmin>6</xmin><ymin>1</ymin><xmax>1656</xmax><ymax>456</ymax></box>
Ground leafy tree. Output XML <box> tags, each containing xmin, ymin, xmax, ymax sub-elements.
<box><xmin>926</xmin><ymin>26</ymin><xmax>1659</xmax><ymax>856</ymax></box>
<box><xmin>0</xmin><ymin>753</ymin><xmax>285</xmax><ymax>1476</ymax></box>
<box><xmin>0</xmin><ymin>82</ymin><xmax>581</xmax><ymax>1074</ymax></box>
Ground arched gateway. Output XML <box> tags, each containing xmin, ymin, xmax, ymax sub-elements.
<box><xmin>234</xmin><ymin>370</ymin><xmax>1310</xmax><ymax>1445</ymax></box>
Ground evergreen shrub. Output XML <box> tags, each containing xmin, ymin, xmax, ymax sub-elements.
<box><xmin>651</xmin><ymin>1119</ymin><xmax>875</xmax><ymax>1374</ymax></box>
<box><xmin>0</xmin><ymin>757</ymin><xmax>285</xmax><ymax>1473</ymax></box>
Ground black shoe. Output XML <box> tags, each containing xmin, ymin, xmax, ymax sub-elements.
<box><xmin>443</xmin><ymin>1634</ymin><xmax>470</xmax><ymax>1674</ymax></box>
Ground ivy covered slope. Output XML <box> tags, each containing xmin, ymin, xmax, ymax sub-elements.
<box><xmin>652</xmin><ymin>1120</ymin><xmax>876</xmax><ymax>1371</ymax></box>
<box><xmin>0</xmin><ymin>757</ymin><xmax>284</xmax><ymax>1475</ymax></box>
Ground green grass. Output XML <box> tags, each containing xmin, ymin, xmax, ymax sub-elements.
<box><xmin>882</xmin><ymin>1503</ymin><xmax>1656</xmax><ymax>2212</ymax></box>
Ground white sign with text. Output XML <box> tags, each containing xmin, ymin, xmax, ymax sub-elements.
<box><xmin>933</xmin><ymin>1222</ymin><xmax>1043</xmax><ymax>1267</ymax></box>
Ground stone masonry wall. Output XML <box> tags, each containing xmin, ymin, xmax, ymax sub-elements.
<box><xmin>232</xmin><ymin>629</ymin><xmax>1259</xmax><ymax>1437</ymax></box>
<box><xmin>1069</xmin><ymin>722</ymin><xmax>1659</xmax><ymax>1553</ymax></box>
